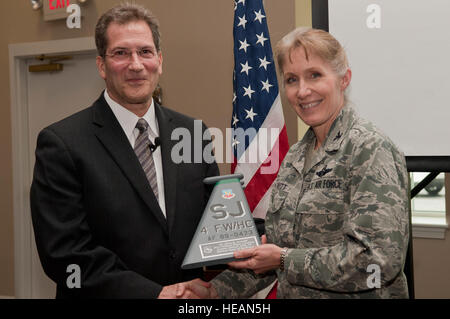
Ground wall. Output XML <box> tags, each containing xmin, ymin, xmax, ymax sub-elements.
<box><xmin>0</xmin><ymin>0</ymin><xmax>296</xmax><ymax>297</ymax></box>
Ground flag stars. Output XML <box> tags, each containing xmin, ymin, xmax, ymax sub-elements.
<box><xmin>254</xmin><ymin>9</ymin><xmax>265</xmax><ymax>23</ymax></box>
<box><xmin>232</xmin><ymin>137</ymin><xmax>240</xmax><ymax>149</ymax></box>
<box><xmin>261</xmin><ymin>79</ymin><xmax>273</xmax><ymax>93</ymax></box>
<box><xmin>232</xmin><ymin>113</ymin><xmax>239</xmax><ymax>126</ymax></box>
<box><xmin>237</xmin><ymin>14</ymin><xmax>248</xmax><ymax>29</ymax></box>
<box><xmin>232</xmin><ymin>3</ymin><xmax>285</xmax><ymax>162</ymax></box>
<box><xmin>255</xmin><ymin>32</ymin><xmax>268</xmax><ymax>46</ymax></box>
<box><xmin>239</xmin><ymin>39</ymin><xmax>250</xmax><ymax>53</ymax></box>
<box><xmin>243</xmin><ymin>84</ymin><xmax>255</xmax><ymax>99</ymax></box>
<box><xmin>245</xmin><ymin>107</ymin><xmax>258</xmax><ymax>122</ymax></box>
<box><xmin>240</xmin><ymin>61</ymin><xmax>253</xmax><ymax>75</ymax></box>
<box><xmin>259</xmin><ymin>56</ymin><xmax>271</xmax><ymax>70</ymax></box>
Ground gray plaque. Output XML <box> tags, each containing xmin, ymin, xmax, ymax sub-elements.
<box><xmin>181</xmin><ymin>174</ymin><xmax>261</xmax><ymax>269</ymax></box>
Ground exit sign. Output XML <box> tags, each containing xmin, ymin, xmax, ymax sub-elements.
<box><xmin>43</xmin><ymin>0</ymin><xmax>82</xmax><ymax>21</ymax></box>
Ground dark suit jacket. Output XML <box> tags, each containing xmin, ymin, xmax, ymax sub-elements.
<box><xmin>30</xmin><ymin>93</ymin><xmax>219</xmax><ymax>298</ymax></box>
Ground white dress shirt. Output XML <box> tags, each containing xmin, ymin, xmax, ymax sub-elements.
<box><xmin>104</xmin><ymin>90</ymin><xmax>167</xmax><ymax>218</ymax></box>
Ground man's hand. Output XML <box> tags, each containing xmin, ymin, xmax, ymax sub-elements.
<box><xmin>158</xmin><ymin>279</ymin><xmax>217</xmax><ymax>299</ymax></box>
<box><xmin>178</xmin><ymin>279</ymin><xmax>218</xmax><ymax>299</ymax></box>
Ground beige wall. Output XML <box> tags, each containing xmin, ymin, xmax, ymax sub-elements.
<box><xmin>0</xmin><ymin>0</ymin><xmax>296</xmax><ymax>296</ymax></box>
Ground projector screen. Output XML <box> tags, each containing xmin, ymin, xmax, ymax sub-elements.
<box><xmin>327</xmin><ymin>0</ymin><xmax>450</xmax><ymax>157</ymax></box>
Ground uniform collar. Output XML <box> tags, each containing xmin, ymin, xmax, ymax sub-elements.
<box><xmin>323</xmin><ymin>105</ymin><xmax>356</xmax><ymax>153</ymax></box>
<box><xmin>290</xmin><ymin>105</ymin><xmax>357</xmax><ymax>174</ymax></box>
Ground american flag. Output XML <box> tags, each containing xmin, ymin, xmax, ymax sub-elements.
<box><xmin>231</xmin><ymin>0</ymin><xmax>289</xmax><ymax>219</ymax></box>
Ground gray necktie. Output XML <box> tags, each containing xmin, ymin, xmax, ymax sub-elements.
<box><xmin>134</xmin><ymin>119</ymin><xmax>159</xmax><ymax>199</ymax></box>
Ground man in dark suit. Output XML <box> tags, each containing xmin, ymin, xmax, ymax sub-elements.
<box><xmin>30</xmin><ymin>3</ymin><xmax>219</xmax><ymax>298</ymax></box>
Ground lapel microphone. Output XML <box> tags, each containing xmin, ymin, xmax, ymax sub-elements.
<box><xmin>150</xmin><ymin>137</ymin><xmax>161</xmax><ymax>153</ymax></box>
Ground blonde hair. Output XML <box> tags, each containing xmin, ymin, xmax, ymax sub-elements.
<box><xmin>275</xmin><ymin>27</ymin><xmax>349</xmax><ymax>77</ymax></box>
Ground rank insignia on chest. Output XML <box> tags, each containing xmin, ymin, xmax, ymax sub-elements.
<box><xmin>316</xmin><ymin>165</ymin><xmax>332</xmax><ymax>177</ymax></box>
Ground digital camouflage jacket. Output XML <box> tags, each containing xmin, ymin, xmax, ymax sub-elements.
<box><xmin>212</xmin><ymin>106</ymin><xmax>409</xmax><ymax>298</ymax></box>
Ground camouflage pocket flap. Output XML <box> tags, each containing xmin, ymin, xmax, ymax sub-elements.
<box><xmin>269</xmin><ymin>191</ymin><xmax>288</xmax><ymax>214</ymax></box>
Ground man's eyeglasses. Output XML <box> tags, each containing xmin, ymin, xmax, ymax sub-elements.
<box><xmin>104</xmin><ymin>48</ymin><xmax>156</xmax><ymax>62</ymax></box>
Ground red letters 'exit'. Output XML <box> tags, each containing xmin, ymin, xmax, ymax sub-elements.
<box><xmin>49</xmin><ymin>0</ymin><xmax>71</xmax><ymax>10</ymax></box>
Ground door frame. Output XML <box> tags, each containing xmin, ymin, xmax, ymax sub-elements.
<box><xmin>9</xmin><ymin>37</ymin><xmax>97</xmax><ymax>298</ymax></box>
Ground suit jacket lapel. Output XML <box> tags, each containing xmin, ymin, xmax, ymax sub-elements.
<box><xmin>154</xmin><ymin>103</ymin><xmax>178</xmax><ymax>233</ymax></box>
<box><xmin>91</xmin><ymin>94</ymin><xmax>168</xmax><ymax>235</ymax></box>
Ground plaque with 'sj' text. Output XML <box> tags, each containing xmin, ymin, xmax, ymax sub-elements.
<box><xmin>181</xmin><ymin>174</ymin><xmax>261</xmax><ymax>269</ymax></box>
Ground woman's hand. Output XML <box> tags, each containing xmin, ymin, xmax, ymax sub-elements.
<box><xmin>228</xmin><ymin>235</ymin><xmax>283</xmax><ymax>274</ymax></box>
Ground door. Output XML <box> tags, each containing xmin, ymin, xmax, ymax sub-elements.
<box><xmin>27</xmin><ymin>52</ymin><xmax>104</xmax><ymax>298</ymax></box>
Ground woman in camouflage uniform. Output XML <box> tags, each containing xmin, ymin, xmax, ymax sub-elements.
<box><xmin>209</xmin><ymin>28</ymin><xmax>410</xmax><ymax>298</ymax></box>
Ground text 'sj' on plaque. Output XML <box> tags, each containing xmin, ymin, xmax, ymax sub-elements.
<box><xmin>181</xmin><ymin>174</ymin><xmax>261</xmax><ymax>269</ymax></box>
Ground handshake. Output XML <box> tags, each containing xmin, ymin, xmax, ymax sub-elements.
<box><xmin>158</xmin><ymin>235</ymin><xmax>280</xmax><ymax>298</ymax></box>
<box><xmin>158</xmin><ymin>279</ymin><xmax>218</xmax><ymax>299</ymax></box>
